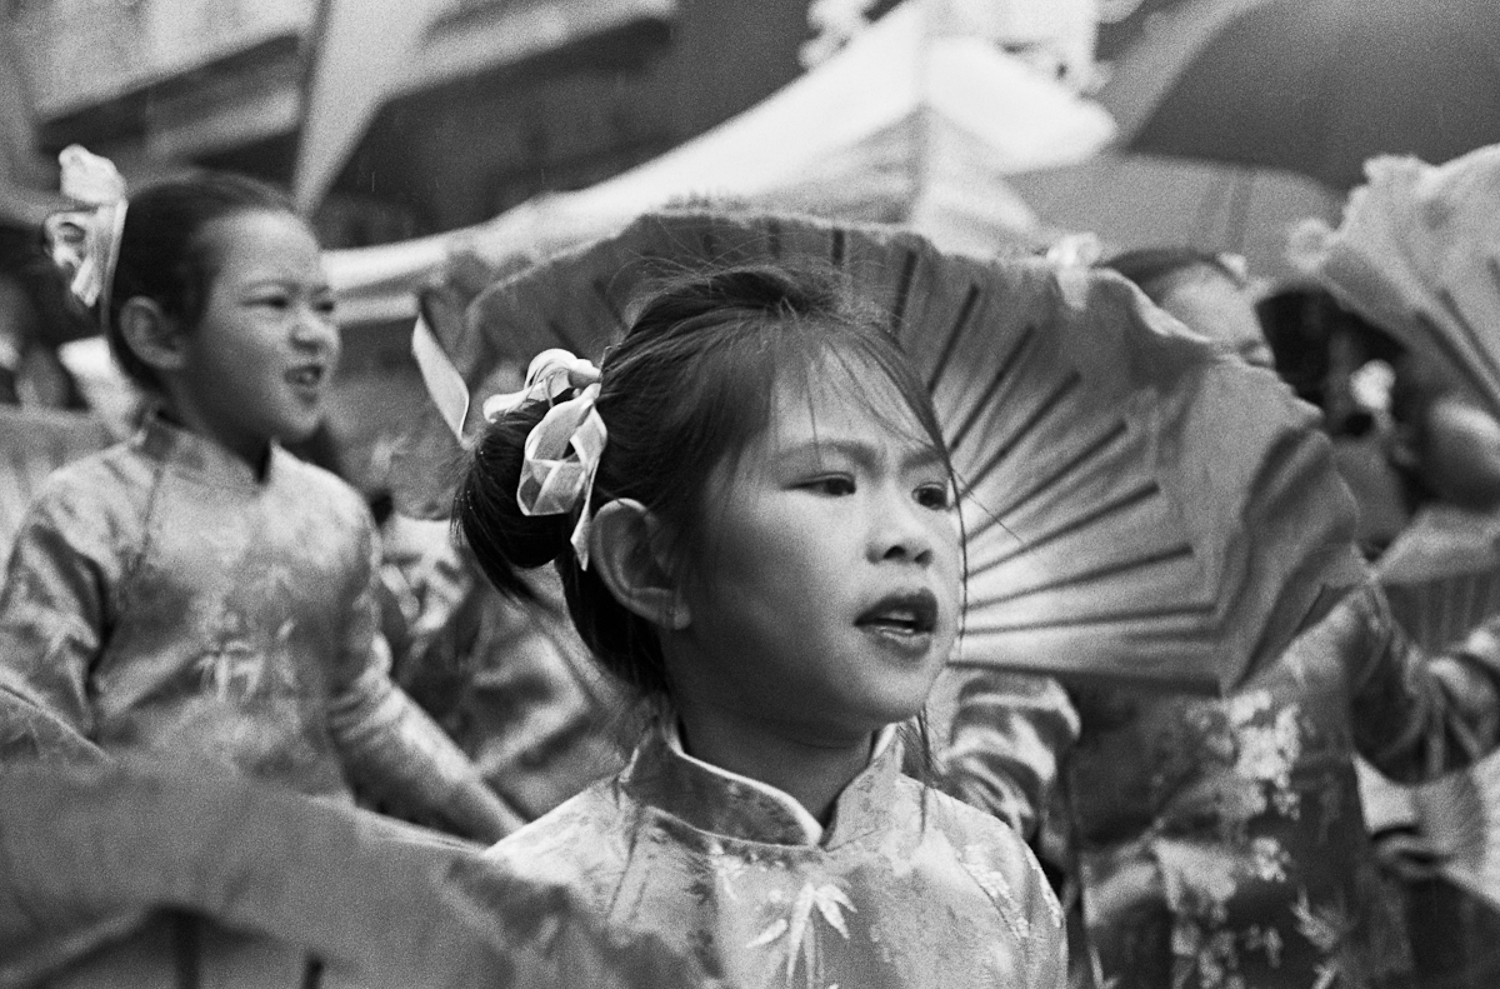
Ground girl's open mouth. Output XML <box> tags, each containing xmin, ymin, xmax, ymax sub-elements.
<box><xmin>286</xmin><ymin>365</ymin><xmax>326</xmax><ymax>390</ymax></box>
<box><xmin>856</xmin><ymin>589</ymin><xmax>939</xmax><ymax>644</ymax></box>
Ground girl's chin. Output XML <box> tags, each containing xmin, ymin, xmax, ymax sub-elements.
<box><xmin>848</xmin><ymin>694</ymin><xmax>935</xmax><ymax>735</ymax></box>
<box><xmin>277</xmin><ymin>412</ymin><xmax>326</xmax><ymax>444</ymax></box>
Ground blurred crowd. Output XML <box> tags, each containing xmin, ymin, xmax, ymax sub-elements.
<box><xmin>5</xmin><ymin>137</ymin><xmax>1500</xmax><ymax>989</ymax></box>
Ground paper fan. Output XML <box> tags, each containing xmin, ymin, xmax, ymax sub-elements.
<box><xmin>1376</xmin><ymin>506</ymin><xmax>1500</xmax><ymax>652</ymax></box>
<box><xmin>1404</xmin><ymin>754</ymin><xmax>1500</xmax><ymax>911</ymax></box>
<box><xmin>0</xmin><ymin>764</ymin><xmax>710</xmax><ymax>988</ymax></box>
<box><xmin>1357</xmin><ymin>754</ymin><xmax>1500</xmax><ymax>912</ymax></box>
<box><xmin>1294</xmin><ymin>148</ymin><xmax>1500</xmax><ymax>421</ymax></box>
<box><xmin>396</xmin><ymin>210</ymin><xmax>1362</xmax><ymax>694</ymax></box>
<box><xmin>1363</xmin><ymin>507</ymin><xmax>1500</xmax><ymax>909</ymax></box>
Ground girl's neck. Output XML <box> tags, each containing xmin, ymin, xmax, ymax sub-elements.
<box><xmin>673</xmin><ymin>703</ymin><xmax>878</xmax><ymax>827</ymax></box>
<box><xmin>154</xmin><ymin>403</ymin><xmax>272</xmax><ymax>480</ymax></box>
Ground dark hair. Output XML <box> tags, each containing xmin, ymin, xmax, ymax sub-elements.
<box><xmin>106</xmin><ymin>171</ymin><xmax>298</xmax><ymax>391</ymax></box>
<box><xmin>455</xmin><ymin>263</ymin><xmax>952</xmax><ymax>701</ymax></box>
<box><xmin>0</xmin><ymin>225</ymin><xmax>94</xmax><ymax>353</ymax></box>
<box><xmin>1096</xmin><ymin>246</ymin><xmax>1243</xmax><ymax>304</ymax></box>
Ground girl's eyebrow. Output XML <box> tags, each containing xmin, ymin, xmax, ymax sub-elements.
<box><xmin>241</xmin><ymin>276</ymin><xmax>334</xmax><ymax>293</ymax></box>
<box><xmin>774</xmin><ymin>438</ymin><xmax>945</xmax><ymax>472</ymax></box>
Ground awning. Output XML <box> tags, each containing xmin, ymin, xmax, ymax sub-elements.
<box><xmin>325</xmin><ymin>0</ymin><xmax>1116</xmax><ymax>325</ymax></box>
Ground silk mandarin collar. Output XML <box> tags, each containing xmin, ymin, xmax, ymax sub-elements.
<box><xmin>134</xmin><ymin>412</ymin><xmax>284</xmax><ymax>489</ymax></box>
<box><xmin>620</xmin><ymin>721</ymin><xmax>902</xmax><ymax>848</ymax></box>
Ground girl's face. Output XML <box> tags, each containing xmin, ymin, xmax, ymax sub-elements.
<box><xmin>670</xmin><ymin>367</ymin><xmax>962</xmax><ymax>743</ymax></box>
<box><xmin>170</xmin><ymin>211</ymin><xmax>339</xmax><ymax>465</ymax></box>
<box><xmin>1157</xmin><ymin>267</ymin><xmax>1275</xmax><ymax>369</ymax></box>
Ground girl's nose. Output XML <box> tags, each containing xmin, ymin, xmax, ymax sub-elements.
<box><xmin>869</xmin><ymin>490</ymin><xmax>935</xmax><ymax>566</ymax></box>
<box><xmin>293</xmin><ymin>305</ymin><xmax>341</xmax><ymax>358</ymax></box>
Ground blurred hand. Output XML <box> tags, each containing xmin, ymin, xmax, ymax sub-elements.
<box><xmin>1370</xmin><ymin>826</ymin><xmax>1452</xmax><ymax>881</ymax></box>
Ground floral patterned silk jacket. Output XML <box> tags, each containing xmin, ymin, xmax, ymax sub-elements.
<box><xmin>475</xmin><ymin>722</ymin><xmax>1067</xmax><ymax>989</ymax></box>
<box><xmin>938</xmin><ymin>582</ymin><xmax>1500</xmax><ymax>989</ymax></box>
<box><xmin>0</xmin><ymin>415</ymin><xmax>508</xmax><ymax>987</ymax></box>
<box><xmin>0</xmin><ymin>414</ymin><xmax>489</xmax><ymax>813</ymax></box>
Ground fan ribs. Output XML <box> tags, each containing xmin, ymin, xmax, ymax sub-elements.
<box><xmin>960</xmin><ymin>370</ymin><xmax>1082</xmax><ymax>502</ymax></box>
<box><xmin>981</xmin><ymin>479</ymin><xmax>1160</xmax><ymax>568</ymax></box>
<box><xmin>968</xmin><ymin>541</ymin><xmax>1194</xmax><ymax>609</ymax></box>
<box><xmin>962</xmin><ymin>595</ymin><xmax>1212</xmax><ymax>633</ymax></box>
<box><xmin>973</xmin><ymin>420</ymin><xmax>1130</xmax><ymax>525</ymax></box>
<box><xmin>887</xmin><ymin>250</ymin><xmax>919</xmax><ymax>340</ymax></box>
<box><xmin>923</xmin><ymin>285</ymin><xmax>982</xmax><ymax>395</ymax></box>
<box><xmin>946</xmin><ymin>325</ymin><xmax>1041</xmax><ymax>456</ymax></box>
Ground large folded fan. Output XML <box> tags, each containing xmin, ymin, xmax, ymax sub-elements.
<box><xmin>1378</xmin><ymin>506</ymin><xmax>1500</xmax><ymax>652</ymax></box>
<box><xmin>0</xmin><ymin>764</ymin><xmax>708</xmax><ymax>988</ymax></box>
<box><xmin>1359</xmin><ymin>752</ymin><xmax>1500</xmax><ymax>913</ymax></box>
<box><xmin>1406</xmin><ymin>756</ymin><xmax>1500</xmax><ymax>911</ymax></box>
<box><xmin>1295</xmin><ymin>146</ymin><xmax>1500</xmax><ymax>421</ymax></box>
<box><xmin>1370</xmin><ymin>505</ymin><xmax>1500</xmax><ymax>908</ymax></box>
<box><xmin>397</xmin><ymin>210</ymin><xmax>1361</xmax><ymax>694</ymax></box>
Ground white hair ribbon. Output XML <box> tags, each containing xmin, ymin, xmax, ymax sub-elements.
<box><xmin>45</xmin><ymin>145</ymin><xmax>128</xmax><ymax>316</ymax></box>
<box><xmin>481</xmin><ymin>348</ymin><xmax>598</xmax><ymax>420</ymax></box>
<box><xmin>489</xmin><ymin>349</ymin><xmax>608</xmax><ymax>569</ymax></box>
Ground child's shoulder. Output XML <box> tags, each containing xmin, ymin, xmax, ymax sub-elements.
<box><xmin>0</xmin><ymin>442</ymin><xmax>155</xmax><ymax>570</ymax></box>
<box><xmin>896</xmin><ymin>775</ymin><xmax>1059</xmax><ymax>909</ymax></box>
<box><xmin>271</xmin><ymin>450</ymin><xmax>373</xmax><ymax>521</ymax></box>
<box><xmin>895</xmin><ymin>773</ymin><xmax>1019</xmax><ymax>843</ymax></box>
<box><xmin>486</xmin><ymin>777</ymin><xmax>624</xmax><ymax>851</ymax></box>
<box><xmin>25</xmin><ymin>440</ymin><xmax>155</xmax><ymax>520</ymax></box>
<box><xmin>482</xmin><ymin>778</ymin><xmax>631</xmax><ymax>883</ymax></box>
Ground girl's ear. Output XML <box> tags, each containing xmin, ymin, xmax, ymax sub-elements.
<box><xmin>589</xmin><ymin>498</ymin><xmax>690</xmax><ymax>631</ymax></box>
<box><xmin>118</xmin><ymin>297</ymin><xmax>187</xmax><ymax>372</ymax></box>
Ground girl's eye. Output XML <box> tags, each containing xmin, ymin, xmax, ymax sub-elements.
<box><xmin>252</xmin><ymin>294</ymin><xmax>291</xmax><ymax>311</ymax></box>
<box><xmin>915</xmin><ymin>483</ymin><xmax>954</xmax><ymax>510</ymax></box>
<box><xmin>315</xmin><ymin>297</ymin><xmax>338</xmax><ymax>318</ymax></box>
<box><xmin>804</xmin><ymin>476</ymin><xmax>855</xmax><ymax>496</ymax></box>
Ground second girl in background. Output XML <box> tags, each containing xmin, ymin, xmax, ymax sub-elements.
<box><xmin>0</xmin><ymin>170</ymin><xmax>519</xmax><ymax>986</ymax></box>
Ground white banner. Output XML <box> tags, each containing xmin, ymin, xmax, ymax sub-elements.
<box><xmin>293</xmin><ymin>0</ymin><xmax>445</xmax><ymax>213</ymax></box>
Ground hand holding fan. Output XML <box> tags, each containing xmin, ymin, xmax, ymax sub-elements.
<box><xmin>1400</xmin><ymin>754</ymin><xmax>1500</xmax><ymax>911</ymax></box>
<box><xmin>1377</xmin><ymin>504</ymin><xmax>1500</xmax><ymax>653</ymax></box>
<box><xmin>397</xmin><ymin>210</ymin><xmax>1361</xmax><ymax>694</ymax></box>
<box><xmin>1367</xmin><ymin>504</ymin><xmax>1500</xmax><ymax>908</ymax></box>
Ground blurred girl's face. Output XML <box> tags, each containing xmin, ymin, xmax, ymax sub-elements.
<box><xmin>1156</xmin><ymin>267</ymin><xmax>1276</xmax><ymax>370</ymax></box>
<box><xmin>170</xmin><ymin>211</ymin><xmax>339</xmax><ymax>466</ymax></box>
<box><xmin>670</xmin><ymin>367</ymin><xmax>962</xmax><ymax>744</ymax></box>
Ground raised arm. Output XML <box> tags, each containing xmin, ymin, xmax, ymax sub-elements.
<box><xmin>325</xmin><ymin>522</ymin><xmax>525</xmax><ymax>842</ymax></box>
<box><xmin>0</xmin><ymin>479</ymin><xmax>117</xmax><ymax>760</ymax></box>
<box><xmin>1346</xmin><ymin>582</ymin><xmax>1500</xmax><ymax>782</ymax></box>
<box><xmin>929</xmin><ymin>665</ymin><xmax>1080</xmax><ymax>842</ymax></box>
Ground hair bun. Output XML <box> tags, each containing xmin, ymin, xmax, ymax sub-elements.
<box><xmin>455</xmin><ymin>399</ymin><xmax>576</xmax><ymax>597</ymax></box>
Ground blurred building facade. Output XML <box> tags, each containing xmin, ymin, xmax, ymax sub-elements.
<box><xmin>1</xmin><ymin>0</ymin><xmax>1105</xmax><ymax>488</ymax></box>
<box><xmin>3</xmin><ymin>0</ymin><xmax>1105</xmax><ymax>247</ymax></box>
<box><xmin>2</xmin><ymin>0</ymin><xmax>832</xmax><ymax>248</ymax></box>
<box><xmin>0</xmin><ymin>0</ymin><xmax>843</xmax><ymax>487</ymax></box>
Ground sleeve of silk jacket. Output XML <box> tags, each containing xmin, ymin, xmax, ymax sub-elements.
<box><xmin>0</xmin><ymin>472</ymin><xmax>117</xmax><ymax>762</ymax></box>
<box><xmin>929</xmin><ymin>666</ymin><xmax>1081</xmax><ymax>842</ymax></box>
<box><xmin>1347</xmin><ymin>581</ymin><xmax>1500</xmax><ymax>782</ymax></box>
<box><xmin>324</xmin><ymin>518</ymin><xmax>525</xmax><ymax>842</ymax></box>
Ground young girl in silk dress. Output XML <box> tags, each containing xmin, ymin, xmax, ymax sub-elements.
<box><xmin>453</xmin><ymin>264</ymin><xmax>1066</xmax><ymax>988</ymax></box>
<box><xmin>0</xmin><ymin>171</ymin><xmax>518</xmax><ymax>986</ymax></box>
